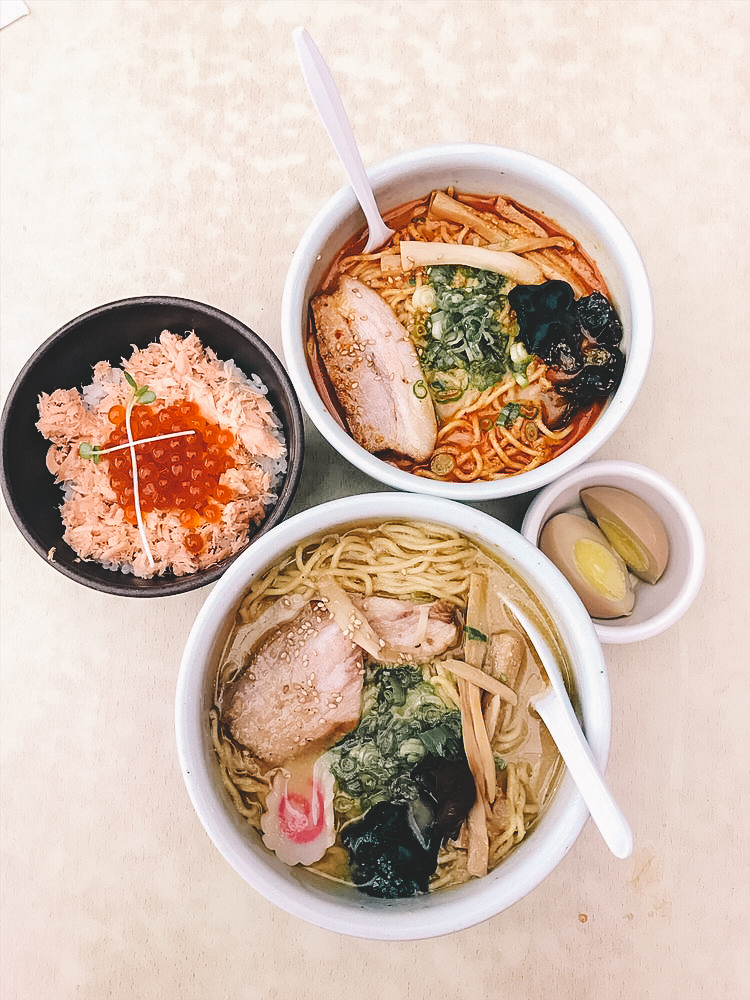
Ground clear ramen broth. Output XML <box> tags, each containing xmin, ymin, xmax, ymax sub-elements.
<box><xmin>211</xmin><ymin>520</ymin><xmax>568</xmax><ymax>898</ymax></box>
<box><xmin>306</xmin><ymin>190</ymin><xmax>625</xmax><ymax>484</ymax></box>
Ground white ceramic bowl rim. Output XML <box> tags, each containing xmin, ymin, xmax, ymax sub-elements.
<box><xmin>521</xmin><ymin>460</ymin><xmax>706</xmax><ymax>644</ymax></box>
<box><xmin>281</xmin><ymin>143</ymin><xmax>654</xmax><ymax>501</ymax></box>
<box><xmin>176</xmin><ymin>492</ymin><xmax>612</xmax><ymax>940</ymax></box>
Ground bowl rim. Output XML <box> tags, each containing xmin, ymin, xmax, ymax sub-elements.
<box><xmin>0</xmin><ymin>294</ymin><xmax>305</xmax><ymax>597</ymax></box>
<box><xmin>521</xmin><ymin>459</ymin><xmax>706</xmax><ymax>643</ymax></box>
<box><xmin>175</xmin><ymin>491</ymin><xmax>612</xmax><ymax>939</ymax></box>
<box><xmin>281</xmin><ymin>142</ymin><xmax>653</xmax><ymax>501</ymax></box>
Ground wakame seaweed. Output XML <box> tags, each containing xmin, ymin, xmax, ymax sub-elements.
<box><xmin>341</xmin><ymin>800</ymin><xmax>442</xmax><ymax>899</ymax></box>
<box><xmin>330</xmin><ymin>663</ymin><xmax>477</xmax><ymax>899</ymax></box>
<box><xmin>328</xmin><ymin>662</ymin><xmax>463</xmax><ymax>813</ymax></box>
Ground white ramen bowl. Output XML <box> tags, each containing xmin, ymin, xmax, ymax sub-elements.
<box><xmin>281</xmin><ymin>144</ymin><xmax>653</xmax><ymax>500</ymax></box>
<box><xmin>176</xmin><ymin>492</ymin><xmax>612</xmax><ymax>940</ymax></box>
<box><xmin>521</xmin><ymin>460</ymin><xmax>705</xmax><ymax>644</ymax></box>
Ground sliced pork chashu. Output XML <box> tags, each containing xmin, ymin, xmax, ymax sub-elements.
<box><xmin>311</xmin><ymin>276</ymin><xmax>437</xmax><ymax>461</ymax></box>
<box><xmin>220</xmin><ymin>600</ymin><xmax>365</xmax><ymax>766</ymax></box>
<box><xmin>351</xmin><ymin>595</ymin><xmax>459</xmax><ymax>661</ymax></box>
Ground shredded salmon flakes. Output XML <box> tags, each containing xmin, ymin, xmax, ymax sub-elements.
<box><xmin>36</xmin><ymin>330</ymin><xmax>287</xmax><ymax>578</ymax></box>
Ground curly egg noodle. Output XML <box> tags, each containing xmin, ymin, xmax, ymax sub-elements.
<box><xmin>312</xmin><ymin>189</ymin><xmax>612</xmax><ymax>482</ymax></box>
<box><xmin>212</xmin><ymin>521</ymin><xmax>566</xmax><ymax>893</ymax></box>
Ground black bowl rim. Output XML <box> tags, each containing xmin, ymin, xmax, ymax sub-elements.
<box><xmin>1</xmin><ymin>295</ymin><xmax>305</xmax><ymax>597</ymax></box>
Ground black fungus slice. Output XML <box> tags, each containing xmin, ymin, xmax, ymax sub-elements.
<box><xmin>576</xmin><ymin>291</ymin><xmax>624</xmax><ymax>347</ymax></box>
<box><xmin>507</xmin><ymin>280</ymin><xmax>582</xmax><ymax>371</ymax></box>
<box><xmin>341</xmin><ymin>800</ymin><xmax>442</xmax><ymax>899</ymax></box>
<box><xmin>553</xmin><ymin>346</ymin><xmax>626</xmax><ymax>405</ymax></box>
<box><xmin>508</xmin><ymin>280</ymin><xmax>625</xmax><ymax>406</ymax></box>
<box><xmin>411</xmin><ymin>753</ymin><xmax>476</xmax><ymax>842</ymax></box>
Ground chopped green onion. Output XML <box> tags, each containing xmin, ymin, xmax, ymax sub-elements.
<box><xmin>413</xmin><ymin>379</ymin><xmax>428</xmax><ymax>400</ymax></box>
<box><xmin>430</xmin><ymin>453</ymin><xmax>455</xmax><ymax>476</ymax></box>
<box><xmin>509</xmin><ymin>340</ymin><xmax>529</xmax><ymax>364</ymax></box>
<box><xmin>426</xmin><ymin>368</ymin><xmax>467</xmax><ymax>404</ymax></box>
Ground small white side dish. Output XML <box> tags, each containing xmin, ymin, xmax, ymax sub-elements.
<box><xmin>522</xmin><ymin>460</ymin><xmax>705</xmax><ymax>643</ymax></box>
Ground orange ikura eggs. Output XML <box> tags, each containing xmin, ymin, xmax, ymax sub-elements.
<box><xmin>105</xmin><ymin>400</ymin><xmax>236</xmax><ymax>554</ymax></box>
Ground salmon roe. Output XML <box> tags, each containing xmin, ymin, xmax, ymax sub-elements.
<box><xmin>104</xmin><ymin>400</ymin><xmax>236</xmax><ymax>555</ymax></box>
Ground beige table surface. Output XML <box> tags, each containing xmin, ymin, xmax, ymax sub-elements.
<box><xmin>1</xmin><ymin>1</ymin><xmax>748</xmax><ymax>998</ymax></box>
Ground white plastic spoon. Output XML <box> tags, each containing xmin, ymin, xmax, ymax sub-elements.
<box><xmin>293</xmin><ymin>27</ymin><xmax>394</xmax><ymax>252</ymax></box>
<box><xmin>507</xmin><ymin>602</ymin><xmax>633</xmax><ymax>859</ymax></box>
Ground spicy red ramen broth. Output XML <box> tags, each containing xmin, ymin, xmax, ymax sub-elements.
<box><xmin>306</xmin><ymin>190</ymin><xmax>623</xmax><ymax>484</ymax></box>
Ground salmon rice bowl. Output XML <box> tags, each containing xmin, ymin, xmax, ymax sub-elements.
<box><xmin>36</xmin><ymin>330</ymin><xmax>287</xmax><ymax>578</ymax></box>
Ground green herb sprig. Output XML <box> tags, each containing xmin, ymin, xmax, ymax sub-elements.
<box><xmin>123</xmin><ymin>370</ymin><xmax>156</xmax><ymax>406</ymax></box>
<box><xmin>79</xmin><ymin>370</ymin><xmax>159</xmax><ymax>567</ymax></box>
<box><xmin>78</xmin><ymin>371</ymin><xmax>158</xmax><ymax>465</ymax></box>
<box><xmin>79</xmin><ymin>429</ymin><xmax>193</xmax><ymax>464</ymax></box>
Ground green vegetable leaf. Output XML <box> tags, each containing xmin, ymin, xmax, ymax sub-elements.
<box><xmin>464</xmin><ymin>625</ymin><xmax>488</xmax><ymax>643</ymax></box>
<box><xmin>418</xmin><ymin>724</ymin><xmax>459</xmax><ymax>756</ymax></box>
<box><xmin>496</xmin><ymin>402</ymin><xmax>522</xmax><ymax>428</ymax></box>
<box><xmin>123</xmin><ymin>370</ymin><xmax>137</xmax><ymax>390</ymax></box>
<box><xmin>328</xmin><ymin>663</ymin><xmax>463</xmax><ymax>812</ymax></box>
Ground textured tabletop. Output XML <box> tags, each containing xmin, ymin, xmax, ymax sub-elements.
<box><xmin>1</xmin><ymin>2</ymin><xmax>747</xmax><ymax>998</ymax></box>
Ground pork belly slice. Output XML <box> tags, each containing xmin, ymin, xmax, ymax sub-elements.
<box><xmin>311</xmin><ymin>276</ymin><xmax>437</xmax><ymax>461</ymax></box>
<box><xmin>220</xmin><ymin>600</ymin><xmax>364</xmax><ymax>767</ymax></box>
<box><xmin>351</xmin><ymin>595</ymin><xmax>459</xmax><ymax>661</ymax></box>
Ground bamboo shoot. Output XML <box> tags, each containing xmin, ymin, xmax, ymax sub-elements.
<box><xmin>441</xmin><ymin>657</ymin><xmax>518</xmax><ymax>704</ymax></box>
<box><xmin>399</xmin><ymin>241</ymin><xmax>544</xmax><ymax>285</ymax></box>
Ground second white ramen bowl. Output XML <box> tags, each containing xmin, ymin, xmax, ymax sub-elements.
<box><xmin>176</xmin><ymin>492</ymin><xmax>612</xmax><ymax>940</ymax></box>
<box><xmin>281</xmin><ymin>143</ymin><xmax>653</xmax><ymax>500</ymax></box>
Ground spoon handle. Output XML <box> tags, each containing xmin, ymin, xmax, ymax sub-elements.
<box><xmin>506</xmin><ymin>601</ymin><xmax>633</xmax><ymax>860</ymax></box>
<box><xmin>532</xmin><ymin>687</ymin><xmax>633</xmax><ymax>859</ymax></box>
<box><xmin>293</xmin><ymin>27</ymin><xmax>393</xmax><ymax>250</ymax></box>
